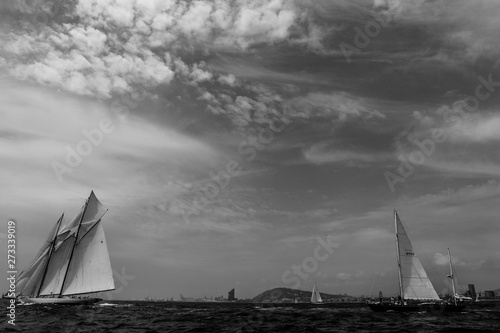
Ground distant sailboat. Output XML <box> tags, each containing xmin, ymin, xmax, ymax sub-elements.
<box><xmin>311</xmin><ymin>283</ymin><xmax>323</xmax><ymax>303</ymax></box>
<box><xmin>14</xmin><ymin>191</ymin><xmax>115</xmax><ymax>305</ymax></box>
<box><xmin>368</xmin><ymin>210</ymin><xmax>467</xmax><ymax>312</ymax></box>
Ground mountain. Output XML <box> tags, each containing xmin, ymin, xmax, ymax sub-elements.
<box><xmin>252</xmin><ymin>287</ymin><xmax>350</xmax><ymax>303</ymax></box>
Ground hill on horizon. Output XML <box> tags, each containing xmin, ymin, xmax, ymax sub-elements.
<box><xmin>252</xmin><ymin>287</ymin><xmax>352</xmax><ymax>303</ymax></box>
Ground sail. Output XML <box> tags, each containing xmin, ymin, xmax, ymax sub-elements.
<box><xmin>38</xmin><ymin>210</ymin><xmax>83</xmax><ymax>296</ymax></box>
<box><xmin>16</xmin><ymin>248</ymin><xmax>50</xmax><ymax>296</ymax></box>
<box><xmin>62</xmin><ymin>221</ymin><xmax>115</xmax><ymax>295</ymax></box>
<box><xmin>76</xmin><ymin>191</ymin><xmax>107</xmax><ymax>243</ymax></box>
<box><xmin>311</xmin><ymin>283</ymin><xmax>323</xmax><ymax>303</ymax></box>
<box><xmin>16</xmin><ymin>216</ymin><xmax>61</xmax><ymax>296</ymax></box>
<box><xmin>396</xmin><ymin>212</ymin><xmax>440</xmax><ymax>300</ymax></box>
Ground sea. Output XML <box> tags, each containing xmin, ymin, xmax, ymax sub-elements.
<box><xmin>1</xmin><ymin>301</ymin><xmax>499</xmax><ymax>332</ymax></box>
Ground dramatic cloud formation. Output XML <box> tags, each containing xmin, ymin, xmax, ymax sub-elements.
<box><xmin>0</xmin><ymin>0</ymin><xmax>319</xmax><ymax>100</ymax></box>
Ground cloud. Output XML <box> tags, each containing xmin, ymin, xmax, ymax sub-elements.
<box><xmin>304</xmin><ymin>145</ymin><xmax>385</xmax><ymax>165</ymax></box>
<box><xmin>433</xmin><ymin>252</ymin><xmax>465</xmax><ymax>267</ymax></box>
<box><xmin>0</xmin><ymin>0</ymin><xmax>325</xmax><ymax>100</ymax></box>
<box><xmin>0</xmin><ymin>80</ymin><xmax>215</xmax><ymax>211</ymax></box>
<box><xmin>391</xmin><ymin>98</ymin><xmax>500</xmax><ymax>178</ymax></box>
<box><xmin>303</xmin><ymin>139</ymin><xmax>391</xmax><ymax>165</ymax></box>
<box><xmin>286</xmin><ymin>92</ymin><xmax>385</xmax><ymax>121</ymax></box>
<box><xmin>449</xmin><ymin>114</ymin><xmax>500</xmax><ymax>143</ymax></box>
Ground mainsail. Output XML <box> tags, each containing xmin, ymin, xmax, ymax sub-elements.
<box><xmin>16</xmin><ymin>191</ymin><xmax>115</xmax><ymax>297</ymax></box>
<box><xmin>311</xmin><ymin>283</ymin><xmax>323</xmax><ymax>303</ymax></box>
<box><xmin>395</xmin><ymin>211</ymin><xmax>440</xmax><ymax>301</ymax></box>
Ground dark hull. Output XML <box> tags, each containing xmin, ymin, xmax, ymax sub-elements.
<box><xmin>18</xmin><ymin>296</ymin><xmax>102</xmax><ymax>305</ymax></box>
<box><xmin>368</xmin><ymin>302</ymin><xmax>467</xmax><ymax>313</ymax></box>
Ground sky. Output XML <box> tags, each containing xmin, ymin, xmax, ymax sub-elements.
<box><xmin>1</xmin><ymin>0</ymin><xmax>499</xmax><ymax>300</ymax></box>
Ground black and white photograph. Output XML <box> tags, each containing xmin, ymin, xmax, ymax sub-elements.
<box><xmin>1</xmin><ymin>0</ymin><xmax>499</xmax><ymax>332</ymax></box>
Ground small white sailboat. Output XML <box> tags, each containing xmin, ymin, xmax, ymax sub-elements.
<box><xmin>368</xmin><ymin>210</ymin><xmax>466</xmax><ymax>312</ymax></box>
<box><xmin>446</xmin><ymin>248</ymin><xmax>473</xmax><ymax>303</ymax></box>
<box><xmin>311</xmin><ymin>282</ymin><xmax>323</xmax><ymax>303</ymax></box>
<box><xmin>14</xmin><ymin>191</ymin><xmax>115</xmax><ymax>305</ymax></box>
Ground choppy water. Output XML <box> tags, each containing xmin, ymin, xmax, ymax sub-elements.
<box><xmin>1</xmin><ymin>301</ymin><xmax>499</xmax><ymax>332</ymax></box>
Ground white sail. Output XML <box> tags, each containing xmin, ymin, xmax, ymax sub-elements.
<box><xmin>16</xmin><ymin>216</ymin><xmax>62</xmax><ymax>296</ymax></box>
<box><xmin>61</xmin><ymin>191</ymin><xmax>114</xmax><ymax>295</ymax></box>
<box><xmin>62</xmin><ymin>222</ymin><xmax>115</xmax><ymax>295</ymax></box>
<box><xmin>311</xmin><ymin>283</ymin><xmax>323</xmax><ymax>303</ymax></box>
<box><xmin>16</xmin><ymin>248</ymin><xmax>50</xmax><ymax>296</ymax></box>
<box><xmin>38</xmin><ymin>211</ymin><xmax>83</xmax><ymax>296</ymax></box>
<box><xmin>38</xmin><ymin>237</ymin><xmax>75</xmax><ymax>296</ymax></box>
<box><xmin>395</xmin><ymin>212</ymin><xmax>440</xmax><ymax>301</ymax></box>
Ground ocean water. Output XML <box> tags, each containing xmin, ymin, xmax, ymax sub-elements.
<box><xmin>1</xmin><ymin>301</ymin><xmax>499</xmax><ymax>332</ymax></box>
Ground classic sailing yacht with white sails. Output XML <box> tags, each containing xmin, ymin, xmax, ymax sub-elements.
<box><xmin>14</xmin><ymin>191</ymin><xmax>115</xmax><ymax>305</ymax></box>
<box><xmin>368</xmin><ymin>210</ymin><xmax>466</xmax><ymax>312</ymax></box>
<box><xmin>311</xmin><ymin>282</ymin><xmax>323</xmax><ymax>304</ymax></box>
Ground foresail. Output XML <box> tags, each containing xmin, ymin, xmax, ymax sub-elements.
<box><xmin>38</xmin><ymin>237</ymin><xmax>74</xmax><ymax>296</ymax></box>
<box><xmin>15</xmin><ymin>249</ymin><xmax>50</xmax><ymax>296</ymax></box>
<box><xmin>16</xmin><ymin>218</ymin><xmax>60</xmax><ymax>296</ymax></box>
<box><xmin>396</xmin><ymin>213</ymin><xmax>440</xmax><ymax>300</ymax></box>
<box><xmin>38</xmin><ymin>210</ymin><xmax>82</xmax><ymax>296</ymax></box>
<box><xmin>62</xmin><ymin>221</ymin><xmax>115</xmax><ymax>295</ymax></box>
<box><xmin>77</xmin><ymin>191</ymin><xmax>107</xmax><ymax>242</ymax></box>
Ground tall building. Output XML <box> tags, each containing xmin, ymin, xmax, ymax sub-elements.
<box><xmin>228</xmin><ymin>288</ymin><xmax>235</xmax><ymax>301</ymax></box>
<box><xmin>467</xmin><ymin>284</ymin><xmax>477</xmax><ymax>299</ymax></box>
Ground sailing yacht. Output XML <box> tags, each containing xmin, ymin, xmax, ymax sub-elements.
<box><xmin>367</xmin><ymin>210</ymin><xmax>467</xmax><ymax>312</ymax></box>
<box><xmin>13</xmin><ymin>191</ymin><xmax>115</xmax><ymax>305</ymax></box>
<box><xmin>311</xmin><ymin>283</ymin><xmax>323</xmax><ymax>303</ymax></box>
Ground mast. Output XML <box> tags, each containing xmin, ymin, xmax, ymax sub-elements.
<box><xmin>394</xmin><ymin>210</ymin><xmax>404</xmax><ymax>301</ymax></box>
<box><xmin>447</xmin><ymin>247</ymin><xmax>457</xmax><ymax>306</ymax></box>
<box><xmin>59</xmin><ymin>193</ymin><xmax>91</xmax><ymax>296</ymax></box>
<box><xmin>36</xmin><ymin>214</ymin><xmax>63</xmax><ymax>297</ymax></box>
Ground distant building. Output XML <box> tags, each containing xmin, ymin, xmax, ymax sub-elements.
<box><xmin>467</xmin><ymin>284</ymin><xmax>477</xmax><ymax>299</ymax></box>
<box><xmin>484</xmin><ymin>290</ymin><xmax>496</xmax><ymax>298</ymax></box>
<box><xmin>228</xmin><ymin>288</ymin><xmax>235</xmax><ymax>301</ymax></box>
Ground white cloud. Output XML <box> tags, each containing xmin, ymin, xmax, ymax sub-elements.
<box><xmin>450</xmin><ymin>115</ymin><xmax>500</xmax><ymax>143</ymax></box>
<box><xmin>286</xmin><ymin>92</ymin><xmax>385</xmax><ymax>121</ymax></box>
<box><xmin>0</xmin><ymin>0</ymin><xmax>326</xmax><ymax>100</ymax></box>
<box><xmin>303</xmin><ymin>140</ymin><xmax>390</xmax><ymax>165</ymax></box>
<box><xmin>0</xmin><ymin>80</ymin><xmax>215</xmax><ymax>210</ymax></box>
<box><xmin>433</xmin><ymin>252</ymin><xmax>468</xmax><ymax>267</ymax></box>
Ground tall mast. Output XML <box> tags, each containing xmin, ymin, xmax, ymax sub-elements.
<box><xmin>447</xmin><ymin>247</ymin><xmax>457</xmax><ymax>306</ymax></box>
<box><xmin>394</xmin><ymin>210</ymin><xmax>404</xmax><ymax>301</ymax></box>
<box><xmin>36</xmin><ymin>213</ymin><xmax>64</xmax><ymax>297</ymax></box>
<box><xmin>59</xmin><ymin>193</ymin><xmax>91</xmax><ymax>296</ymax></box>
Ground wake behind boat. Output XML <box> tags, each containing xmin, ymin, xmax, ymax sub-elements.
<box><xmin>367</xmin><ymin>210</ymin><xmax>467</xmax><ymax>313</ymax></box>
<box><xmin>11</xmin><ymin>191</ymin><xmax>115</xmax><ymax>305</ymax></box>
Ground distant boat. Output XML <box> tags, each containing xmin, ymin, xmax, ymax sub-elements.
<box><xmin>311</xmin><ymin>282</ymin><xmax>323</xmax><ymax>303</ymax></box>
<box><xmin>13</xmin><ymin>191</ymin><xmax>114</xmax><ymax>305</ymax></box>
<box><xmin>367</xmin><ymin>210</ymin><xmax>467</xmax><ymax>312</ymax></box>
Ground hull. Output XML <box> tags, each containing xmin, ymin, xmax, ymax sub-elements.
<box><xmin>367</xmin><ymin>302</ymin><xmax>467</xmax><ymax>313</ymax></box>
<box><xmin>18</xmin><ymin>296</ymin><xmax>102</xmax><ymax>305</ymax></box>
